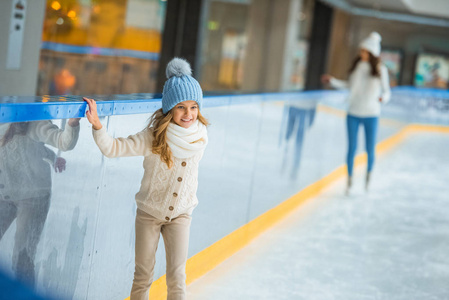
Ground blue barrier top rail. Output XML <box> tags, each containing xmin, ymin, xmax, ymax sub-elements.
<box><xmin>0</xmin><ymin>87</ymin><xmax>448</xmax><ymax>123</ymax></box>
<box><xmin>0</xmin><ymin>91</ymin><xmax>331</xmax><ymax>123</ymax></box>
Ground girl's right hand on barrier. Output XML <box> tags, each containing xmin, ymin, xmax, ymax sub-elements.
<box><xmin>83</xmin><ymin>97</ymin><xmax>103</xmax><ymax>130</ymax></box>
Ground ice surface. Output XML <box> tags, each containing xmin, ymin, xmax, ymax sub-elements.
<box><xmin>188</xmin><ymin>132</ymin><xmax>449</xmax><ymax>300</ymax></box>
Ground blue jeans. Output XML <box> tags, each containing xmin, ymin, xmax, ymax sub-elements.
<box><xmin>346</xmin><ymin>114</ymin><xmax>378</xmax><ymax>176</ymax></box>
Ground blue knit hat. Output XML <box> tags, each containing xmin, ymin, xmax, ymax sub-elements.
<box><xmin>162</xmin><ymin>58</ymin><xmax>203</xmax><ymax>114</ymax></box>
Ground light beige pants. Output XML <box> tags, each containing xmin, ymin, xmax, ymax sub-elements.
<box><xmin>130</xmin><ymin>208</ymin><xmax>191</xmax><ymax>300</ymax></box>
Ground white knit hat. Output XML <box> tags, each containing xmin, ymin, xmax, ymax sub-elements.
<box><xmin>359</xmin><ymin>32</ymin><xmax>382</xmax><ymax>57</ymax></box>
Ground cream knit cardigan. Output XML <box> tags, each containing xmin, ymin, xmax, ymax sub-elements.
<box><xmin>92</xmin><ymin>124</ymin><xmax>207</xmax><ymax>221</ymax></box>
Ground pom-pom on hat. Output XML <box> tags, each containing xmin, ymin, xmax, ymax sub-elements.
<box><xmin>162</xmin><ymin>58</ymin><xmax>203</xmax><ymax>114</ymax></box>
<box><xmin>359</xmin><ymin>32</ymin><xmax>382</xmax><ymax>57</ymax></box>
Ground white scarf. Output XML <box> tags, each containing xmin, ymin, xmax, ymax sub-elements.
<box><xmin>166</xmin><ymin>120</ymin><xmax>208</xmax><ymax>158</ymax></box>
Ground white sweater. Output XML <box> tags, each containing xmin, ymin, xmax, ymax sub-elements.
<box><xmin>330</xmin><ymin>61</ymin><xmax>391</xmax><ymax>117</ymax></box>
<box><xmin>92</xmin><ymin>127</ymin><xmax>205</xmax><ymax>221</ymax></box>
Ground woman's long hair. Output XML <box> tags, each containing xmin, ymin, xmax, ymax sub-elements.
<box><xmin>147</xmin><ymin>108</ymin><xmax>209</xmax><ymax>168</ymax></box>
<box><xmin>348</xmin><ymin>52</ymin><xmax>380</xmax><ymax>77</ymax></box>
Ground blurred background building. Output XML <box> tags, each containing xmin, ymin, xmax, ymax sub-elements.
<box><xmin>1</xmin><ymin>0</ymin><xmax>448</xmax><ymax>97</ymax></box>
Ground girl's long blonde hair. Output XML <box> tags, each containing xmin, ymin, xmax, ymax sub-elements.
<box><xmin>147</xmin><ymin>108</ymin><xmax>209</xmax><ymax>168</ymax></box>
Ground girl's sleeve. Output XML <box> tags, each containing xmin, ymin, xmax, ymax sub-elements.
<box><xmin>92</xmin><ymin>127</ymin><xmax>152</xmax><ymax>158</ymax></box>
<box><xmin>380</xmin><ymin>65</ymin><xmax>391</xmax><ymax>104</ymax></box>
<box><xmin>29</xmin><ymin>120</ymin><xmax>80</xmax><ymax>151</ymax></box>
<box><xmin>329</xmin><ymin>77</ymin><xmax>349</xmax><ymax>89</ymax></box>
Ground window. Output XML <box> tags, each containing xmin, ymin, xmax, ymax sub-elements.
<box><xmin>37</xmin><ymin>0</ymin><xmax>167</xmax><ymax>96</ymax></box>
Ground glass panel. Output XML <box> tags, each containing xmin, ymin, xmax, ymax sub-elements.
<box><xmin>200</xmin><ymin>0</ymin><xmax>250</xmax><ymax>92</ymax></box>
<box><xmin>199</xmin><ymin>0</ymin><xmax>315</xmax><ymax>93</ymax></box>
<box><xmin>37</xmin><ymin>0</ymin><xmax>167</xmax><ymax>96</ymax></box>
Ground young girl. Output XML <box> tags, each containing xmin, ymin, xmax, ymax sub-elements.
<box><xmin>84</xmin><ymin>58</ymin><xmax>208</xmax><ymax>300</ymax></box>
<box><xmin>321</xmin><ymin>32</ymin><xmax>391</xmax><ymax>194</ymax></box>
